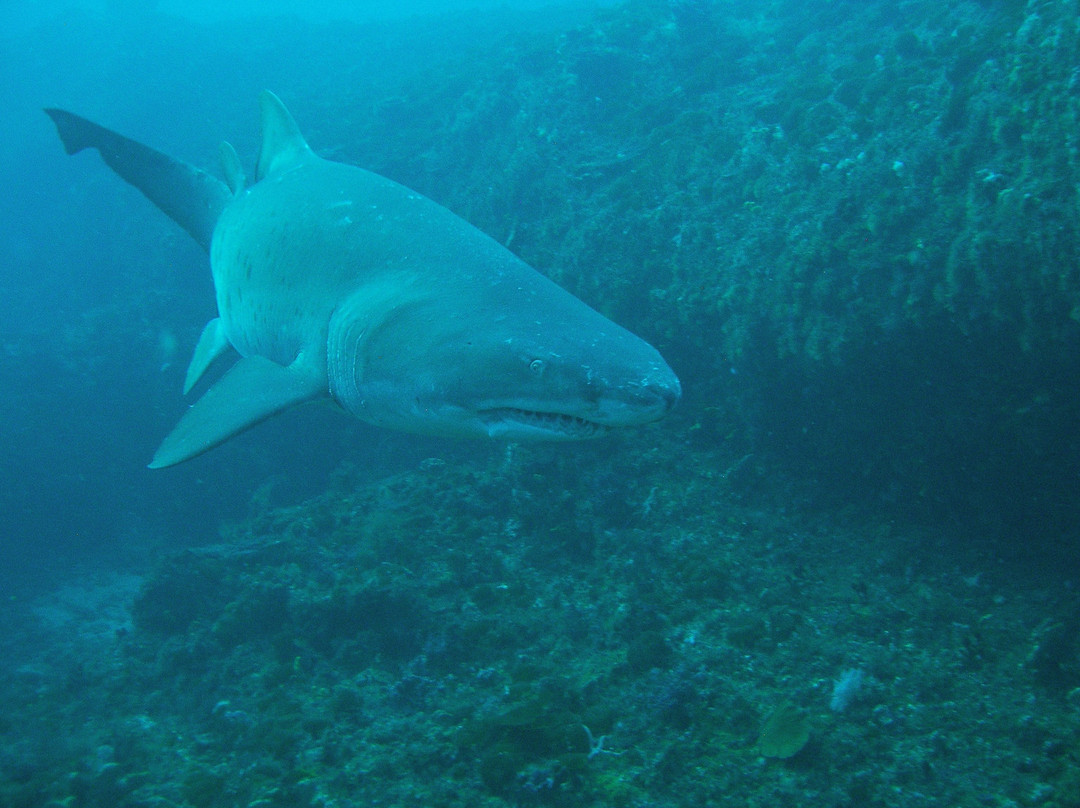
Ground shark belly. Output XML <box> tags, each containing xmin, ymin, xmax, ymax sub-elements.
<box><xmin>210</xmin><ymin>157</ymin><xmax>436</xmax><ymax>368</ymax></box>
<box><xmin>211</xmin><ymin>171</ymin><xmax>336</xmax><ymax>370</ymax></box>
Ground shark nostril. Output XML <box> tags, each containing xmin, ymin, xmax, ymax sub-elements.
<box><xmin>655</xmin><ymin>387</ymin><xmax>677</xmax><ymax>411</ymax></box>
<box><xmin>648</xmin><ymin>376</ymin><xmax>681</xmax><ymax>411</ymax></box>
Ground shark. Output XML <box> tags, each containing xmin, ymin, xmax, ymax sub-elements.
<box><xmin>45</xmin><ymin>92</ymin><xmax>680</xmax><ymax>468</ymax></box>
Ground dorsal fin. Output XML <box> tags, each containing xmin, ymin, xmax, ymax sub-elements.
<box><xmin>255</xmin><ymin>90</ymin><xmax>313</xmax><ymax>182</ymax></box>
<box><xmin>219</xmin><ymin>141</ymin><xmax>245</xmax><ymax>195</ymax></box>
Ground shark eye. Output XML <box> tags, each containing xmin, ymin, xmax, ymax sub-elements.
<box><xmin>529</xmin><ymin>359</ymin><xmax>545</xmax><ymax>375</ymax></box>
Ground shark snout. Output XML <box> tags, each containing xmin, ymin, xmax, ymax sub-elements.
<box><xmin>603</xmin><ymin>365</ymin><xmax>681</xmax><ymax>425</ymax></box>
<box><xmin>651</xmin><ymin>375</ymin><xmax>682</xmax><ymax>412</ymax></box>
<box><xmin>641</xmin><ymin>372</ymin><xmax>682</xmax><ymax>415</ymax></box>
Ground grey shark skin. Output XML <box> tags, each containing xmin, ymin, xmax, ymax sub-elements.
<box><xmin>45</xmin><ymin>92</ymin><xmax>680</xmax><ymax>468</ymax></box>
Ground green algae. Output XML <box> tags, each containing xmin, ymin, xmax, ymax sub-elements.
<box><xmin>758</xmin><ymin>702</ymin><xmax>812</xmax><ymax>759</ymax></box>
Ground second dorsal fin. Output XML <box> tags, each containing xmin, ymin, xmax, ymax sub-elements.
<box><xmin>219</xmin><ymin>141</ymin><xmax>245</xmax><ymax>195</ymax></box>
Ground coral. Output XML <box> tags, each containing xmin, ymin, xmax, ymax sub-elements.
<box><xmin>829</xmin><ymin>668</ymin><xmax>866</xmax><ymax>713</ymax></box>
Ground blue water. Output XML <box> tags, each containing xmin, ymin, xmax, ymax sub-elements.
<box><xmin>0</xmin><ymin>1</ymin><xmax>607</xmax><ymax>585</ymax></box>
<box><xmin>2</xmin><ymin>1</ymin><xmax>1080</xmax><ymax>804</ymax></box>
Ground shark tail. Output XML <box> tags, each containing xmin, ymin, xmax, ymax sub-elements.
<box><xmin>44</xmin><ymin>107</ymin><xmax>231</xmax><ymax>252</ymax></box>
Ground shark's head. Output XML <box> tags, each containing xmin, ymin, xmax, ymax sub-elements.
<box><xmin>328</xmin><ymin>273</ymin><xmax>681</xmax><ymax>441</ymax></box>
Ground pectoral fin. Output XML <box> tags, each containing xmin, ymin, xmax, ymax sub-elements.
<box><xmin>150</xmin><ymin>355</ymin><xmax>324</xmax><ymax>468</ymax></box>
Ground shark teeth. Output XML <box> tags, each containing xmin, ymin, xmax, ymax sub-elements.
<box><xmin>482</xmin><ymin>408</ymin><xmax>607</xmax><ymax>439</ymax></box>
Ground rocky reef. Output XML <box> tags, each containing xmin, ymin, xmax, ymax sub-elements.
<box><xmin>4</xmin><ymin>435</ymin><xmax>1080</xmax><ymax>806</ymax></box>
<box><xmin>311</xmin><ymin>0</ymin><xmax>1080</xmax><ymax>538</ymax></box>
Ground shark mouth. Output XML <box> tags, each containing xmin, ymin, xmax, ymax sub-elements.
<box><xmin>480</xmin><ymin>407</ymin><xmax>608</xmax><ymax>439</ymax></box>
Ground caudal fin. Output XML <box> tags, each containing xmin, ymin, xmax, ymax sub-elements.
<box><xmin>44</xmin><ymin>107</ymin><xmax>231</xmax><ymax>252</ymax></box>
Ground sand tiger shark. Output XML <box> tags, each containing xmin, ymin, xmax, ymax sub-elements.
<box><xmin>45</xmin><ymin>92</ymin><xmax>680</xmax><ymax>468</ymax></box>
